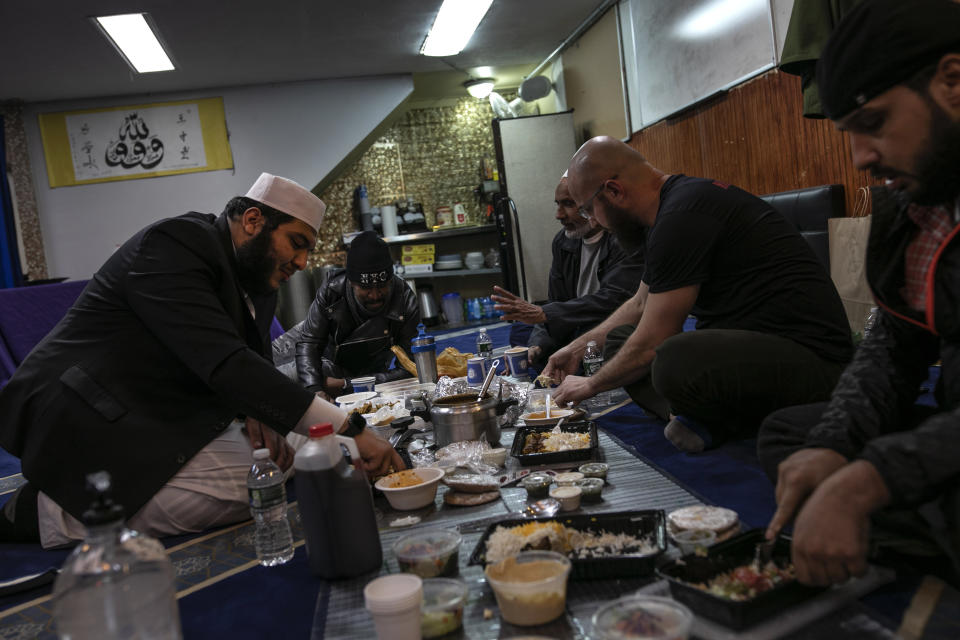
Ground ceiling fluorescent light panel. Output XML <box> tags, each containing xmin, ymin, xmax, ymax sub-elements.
<box><xmin>95</xmin><ymin>13</ymin><xmax>175</xmax><ymax>73</ymax></box>
<box><xmin>420</xmin><ymin>0</ymin><xmax>494</xmax><ymax>57</ymax></box>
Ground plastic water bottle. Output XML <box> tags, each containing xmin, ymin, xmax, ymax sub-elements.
<box><xmin>52</xmin><ymin>471</ymin><xmax>183</xmax><ymax>640</ymax></box>
<box><xmin>582</xmin><ymin>340</ymin><xmax>611</xmax><ymax>406</ymax></box>
<box><xmin>476</xmin><ymin>327</ymin><xmax>493</xmax><ymax>369</ymax></box>
<box><xmin>863</xmin><ymin>306</ymin><xmax>879</xmax><ymax>339</ymax></box>
<box><xmin>247</xmin><ymin>448</ymin><xmax>294</xmax><ymax>566</ymax></box>
<box><xmin>295</xmin><ymin>420</ymin><xmax>383</xmax><ymax>578</ymax></box>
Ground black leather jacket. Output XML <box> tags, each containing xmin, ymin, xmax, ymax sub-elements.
<box><xmin>804</xmin><ymin>194</ymin><xmax>960</xmax><ymax>507</ymax></box>
<box><xmin>294</xmin><ymin>271</ymin><xmax>419</xmax><ymax>391</ymax></box>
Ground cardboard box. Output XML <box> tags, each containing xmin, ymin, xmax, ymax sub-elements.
<box><xmin>401</xmin><ymin>254</ymin><xmax>434</xmax><ymax>265</ymax></box>
<box><xmin>401</xmin><ymin>244</ymin><xmax>435</xmax><ymax>256</ymax></box>
<box><xmin>402</xmin><ymin>263</ymin><xmax>434</xmax><ymax>274</ymax></box>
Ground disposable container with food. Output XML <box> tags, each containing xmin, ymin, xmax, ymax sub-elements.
<box><xmin>392</xmin><ymin>528</ymin><xmax>462</xmax><ymax>578</ymax></box>
<box><xmin>550</xmin><ymin>485</ymin><xmax>582</xmax><ymax>511</ymax></box>
<box><xmin>579</xmin><ymin>462</ymin><xmax>609</xmax><ymax>481</ymax></box>
<box><xmin>420</xmin><ymin>578</ymin><xmax>469</xmax><ymax>638</ymax></box>
<box><xmin>511</xmin><ymin>421</ymin><xmax>599</xmax><ymax>466</ymax></box>
<box><xmin>656</xmin><ymin>529</ymin><xmax>821</xmax><ymax>629</ymax></box>
<box><xmin>484</xmin><ymin>550</ymin><xmax>572</xmax><ymax>626</ymax></box>
<box><xmin>469</xmin><ymin>510</ymin><xmax>667</xmax><ymax>580</ymax></box>
<box><xmin>591</xmin><ymin>595</ymin><xmax>693</xmax><ymax>640</ymax></box>
<box><xmin>574</xmin><ymin>477</ymin><xmax>604</xmax><ymax>503</ymax></box>
<box><xmin>521</xmin><ymin>473</ymin><xmax>553</xmax><ymax>499</ymax></box>
<box><xmin>374</xmin><ymin>467</ymin><xmax>444</xmax><ymax>511</ymax></box>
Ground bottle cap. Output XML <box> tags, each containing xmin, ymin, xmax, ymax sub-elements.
<box><xmin>309</xmin><ymin>423</ymin><xmax>335</xmax><ymax>438</ymax></box>
<box><xmin>81</xmin><ymin>471</ymin><xmax>126</xmax><ymax>526</ymax></box>
<box><xmin>253</xmin><ymin>448</ymin><xmax>271</xmax><ymax>459</ymax></box>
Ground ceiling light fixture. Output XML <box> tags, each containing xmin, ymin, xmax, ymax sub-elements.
<box><xmin>420</xmin><ymin>0</ymin><xmax>494</xmax><ymax>57</ymax></box>
<box><xmin>93</xmin><ymin>13</ymin><xmax>175</xmax><ymax>73</ymax></box>
<box><xmin>674</xmin><ymin>0</ymin><xmax>766</xmax><ymax>39</ymax></box>
<box><xmin>463</xmin><ymin>78</ymin><xmax>496</xmax><ymax>99</ymax></box>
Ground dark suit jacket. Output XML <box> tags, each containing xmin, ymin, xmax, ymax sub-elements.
<box><xmin>0</xmin><ymin>213</ymin><xmax>314</xmax><ymax>520</ymax></box>
<box><xmin>528</xmin><ymin>231</ymin><xmax>645</xmax><ymax>357</ymax></box>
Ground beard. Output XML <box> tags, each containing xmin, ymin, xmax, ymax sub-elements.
<box><xmin>604</xmin><ymin>204</ymin><xmax>647</xmax><ymax>253</ymax></box>
<box><xmin>235</xmin><ymin>230</ymin><xmax>279</xmax><ymax>296</ymax></box>
<box><xmin>907</xmin><ymin>102</ymin><xmax>960</xmax><ymax>206</ymax></box>
<box><xmin>564</xmin><ymin>221</ymin><xmax>594</xmax><ymax>240</ymax></box>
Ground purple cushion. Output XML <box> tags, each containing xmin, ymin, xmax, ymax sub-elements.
<box><xmin>0</xmin><ymin>280</ymin><xmax>88</xmax><ymax>387</ymax></box>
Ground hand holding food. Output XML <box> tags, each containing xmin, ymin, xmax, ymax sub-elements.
<box><xmin>543</xmin><ymin>342</ymin><xmax>585</xmax><ymax>383</ymax></box>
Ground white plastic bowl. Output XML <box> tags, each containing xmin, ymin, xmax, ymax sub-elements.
<box><xmin>375</xmin><ymin>467</ymin><xmax>445</xmax><ymax>510</ymax></box>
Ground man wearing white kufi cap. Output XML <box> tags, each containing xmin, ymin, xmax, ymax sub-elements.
<box><xmin>0</xmin><ymin>173</ymin><xmax>403</xmax><ymax>547</ymax></box>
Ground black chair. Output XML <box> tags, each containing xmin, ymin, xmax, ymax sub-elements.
<box><xmin>759</xmin><ymin>184</ymin><xmax>846</xmax><ymax>271</ymax></box>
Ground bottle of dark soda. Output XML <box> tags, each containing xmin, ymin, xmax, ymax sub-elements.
<box><xmin>294</xmin><ymin>420</ymin><xmax>382</xmax><ymax>578</ymax></box>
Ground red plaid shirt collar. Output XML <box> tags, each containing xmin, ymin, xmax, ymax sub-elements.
<box><xmin>901</xmin><ymin>201</ymin><xmax>960</xmax><ymax>312</ymax></box>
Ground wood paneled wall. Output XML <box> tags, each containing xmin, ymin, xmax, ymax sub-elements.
<box><xmin>627</xmin><ymin>70</ymin><xmax>879</xmax><ymax>216</ymax></box>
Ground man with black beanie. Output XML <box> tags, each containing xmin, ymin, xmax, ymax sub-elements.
<box><xmin>295</xmin><ymin>231</ymin><xmax>419</xmax><ymax>396</ymax></box>
<box><xmin>759</xmin><ymin>0</ymin><xmax>960</xmax><ymax>587</ymax></box>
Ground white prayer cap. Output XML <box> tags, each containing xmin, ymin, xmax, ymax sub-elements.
<box><xmin>244</xmin><ymin>173</ymin><xmax>325</xmax><ymax>232</ymax></box>
<box><xmin>561</xmin><ymin>170</ymin><xmax>568</xmax><ymax>179</ymax></box>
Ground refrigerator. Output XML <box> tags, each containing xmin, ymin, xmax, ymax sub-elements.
<box><xmin>492</xmin><ymin>111</ymin><xmax>578</xmax><ymax>303</ymax></box>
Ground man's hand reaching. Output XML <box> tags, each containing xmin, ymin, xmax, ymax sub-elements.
<box><xmin>491</xmin><ymin>286</ymin><xmax>547</xmax><ymax>324</ymax></box>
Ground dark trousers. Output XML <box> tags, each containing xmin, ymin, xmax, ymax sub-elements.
<box><xmin>759</xmin><ymin>402</ymin><xmax>960</xmax><ymax>583</ymax></box>
<box><xmin>604</xmin><ymin>326</ymin><xmax>847</xmax><ymax>442</ymax></box>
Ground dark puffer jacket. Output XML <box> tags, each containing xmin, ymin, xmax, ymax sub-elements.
<box><xmin>803</xmin><ymin>195</ymin><xmax>960</xmax><ymax>507</ymax></box>
<box><xmin>292</xmin><ymin>271</ymin><xmax>419</xmax><ymax>391</ymax></box>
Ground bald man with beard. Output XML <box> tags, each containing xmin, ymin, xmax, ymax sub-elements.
<box><xmin>545</xmin><ymin>137</ymin><xmax>854</xmax><ymax>452</ymax></box>
<box><xmin>491</xmin><ymin>176</ymin><xmax>644</xmax><ymax>367</ymax></box>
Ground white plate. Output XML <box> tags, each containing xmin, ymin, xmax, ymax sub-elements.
<box><xmin>336</xmin><ymin>391</ymin><xmax>379</xmax><ymax>406</ymax></box>
<box><xmin>434</xmin><ymin>262</ymin><xmax>463</xmax><ymax>271</ymax></box>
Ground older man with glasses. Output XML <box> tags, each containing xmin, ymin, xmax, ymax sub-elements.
<box><xmin>545</xmin><ymin>137</ymin><xmax>854</xmax><ymax>452</ymax></box>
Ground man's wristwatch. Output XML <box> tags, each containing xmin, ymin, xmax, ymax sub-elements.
<box><xmin>341</xmin><ymin>412</ymin><xmax>366</xmax><ymax>438</ymax></box>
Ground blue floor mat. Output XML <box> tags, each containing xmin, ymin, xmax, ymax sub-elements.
<box><xmin>595</xmin><ymin>402</ymin><xmax>777</xmax><ymax>530</ymax></box>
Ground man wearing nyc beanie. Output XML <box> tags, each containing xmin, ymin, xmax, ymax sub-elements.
<box><xmin>296</xmin><ymin>231</ymin><xmax>420</xmax><ymax>396</ymax></box>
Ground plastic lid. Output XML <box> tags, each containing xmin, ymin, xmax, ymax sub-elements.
<box><xmin>586</xmin><ymin>340</ymin><xmax>597</xmax><ymax>347</ymax></box>
<box><xmin>441</xmin><ymin>292</ymin><xmax>461</xmax><ymax>299</ymax></box>
<box><xmin>309</xmin><ymin>423</ymin><xmax>335</xmax><ymax>438</ymax></box>
<box><xmin>364</xmin><ymin>574</ymin><xmax>423</xmax><ymax>614</ymax></box>
<box><xmin>81</xmin><ymin>471</ymin><xmax>125</xmax><ymax>526</ymax></box>
<box><xmin>252</xmin><ymin>448</ymin><xmax>271</xmax><ymax>460</ymax></box>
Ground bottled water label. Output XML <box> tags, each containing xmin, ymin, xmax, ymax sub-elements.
<box><xmin>583</xmin><ymin>357</ymin><xmax>602</xmax><ymax>377</ymax></box>
<box><xmin>478</xmin><ymin>342</ymin><xmax>492</xmax><ymax>356</ymax></box>
<box><xmin>249</xmin><ymin>484</ymin><xmax>284</xmax><ymax>509</ymax></box>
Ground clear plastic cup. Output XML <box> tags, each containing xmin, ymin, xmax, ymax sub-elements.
<box><xmin>591</xmin><ymin>595</ymin><xmax>693</xmax><ymax>639</ymax></box>
<box><xmin>392</xmin><ymin>528</ymin><xmax>462</xmax><ymax>578</ymax></box>
<box><xmin>421</xmin><ymin>578</ymin><xmax>468</xmax><ymax>638</ymax></box>
<box><xmin>484</xmin><ymin>550</ymin><xmax>572</xmax><ymax>626</ymax></box>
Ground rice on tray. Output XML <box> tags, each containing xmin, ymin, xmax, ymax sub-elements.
<box><xmin>484</xmin><ymin>521</ymin><xmax>657</xmax><ymax>564</ymax></box>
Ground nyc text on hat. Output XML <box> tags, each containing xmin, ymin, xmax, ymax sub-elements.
<box><xmin>347</xmin><ymin>231</ymin><xmax>393</xmax><ymax>285</ymax></box>
<box><xmin>245</xmin><ymin>173</ymin><xmax>326</xmax><ymax>232</ymax></box>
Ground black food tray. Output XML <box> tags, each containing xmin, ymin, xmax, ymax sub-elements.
<box><xmin>656</xmin><ymin>529</ymin><xmax>822</xmax><ymax>630</ymax></box>
<box><xmin>468</xmin><ymin>510</ymin><xmax>666</xmax><ymax>580</ymax></box>
<box><xmin>510</xmin><ymin>421</ymin><xmax>598</xmax><ymax>466</ymax></box>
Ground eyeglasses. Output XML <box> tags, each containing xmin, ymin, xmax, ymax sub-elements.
<box><xmin>577</xmin><ymin>178</ymin><xmax>613</xmax><ymax>220</ymax></box>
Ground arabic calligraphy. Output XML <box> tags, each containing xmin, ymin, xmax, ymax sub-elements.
<box><xmin>104</xmin><ymin>112</ymin><xmax>165</xmax><ymax>170</ymax></box>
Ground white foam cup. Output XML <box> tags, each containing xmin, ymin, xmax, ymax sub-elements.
<box><xmin>364</xmin><ymin>574</ymin><xmax>423</xmax><ymax>640</ymax></box>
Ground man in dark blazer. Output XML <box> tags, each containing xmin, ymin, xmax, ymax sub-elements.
<box><xmin>0</xmin><ymin>173</ymin><xmax>401</xmax><ymax>547</ymax></box>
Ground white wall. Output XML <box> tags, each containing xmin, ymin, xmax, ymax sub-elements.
<box><xmin>23</xmin><ymin>75</ymin><xmax>414</xmax><ymax>279</ymax></box>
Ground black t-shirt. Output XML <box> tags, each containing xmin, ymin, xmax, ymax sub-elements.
<box><xmin>643</xmin><ymin>175</ymin><xmax>853</xmax><ymax>363</ymax></box>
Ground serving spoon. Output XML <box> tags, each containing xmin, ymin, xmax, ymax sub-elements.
<box><xmin>477</xmin><ymin>358</ymin><xmax>501</xmax><ymax>401</ymax></box>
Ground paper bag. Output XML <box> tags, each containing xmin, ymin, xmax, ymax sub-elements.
<box><xmin>829</xmin><ymin>215</ymin><xmax>874</xmax><ymax>334</ymax></box>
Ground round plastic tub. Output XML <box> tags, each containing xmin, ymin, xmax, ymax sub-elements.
<box><xmin>420</xmin><ymin>578</ymin><xmax>469</xmax><ymax>638</ymax></box>
<box><xmin>392</xmin><ymin>528</ymin><xmax>462</xmax><ymax>578</ymax></box>
<box><xmin>485</xmin><ymin>550</ymin><xmax>572</xmax><ymax>626</ymax></box>
<box><xmin>591</xmin><ymin>595</ymin><xmax>693</xmax><ymax>639</ymax></box>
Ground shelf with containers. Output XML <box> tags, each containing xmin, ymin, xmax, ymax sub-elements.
<box><xmin>384</xmin><ymin>225</ymin><xmax>504</xmax><ymax>329</ymax></box>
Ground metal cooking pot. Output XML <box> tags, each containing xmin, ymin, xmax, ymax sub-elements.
<box><xmin>425</xmin><ymin>392</ymin><xmax>516</xmax><ymax>448</ymax></box>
